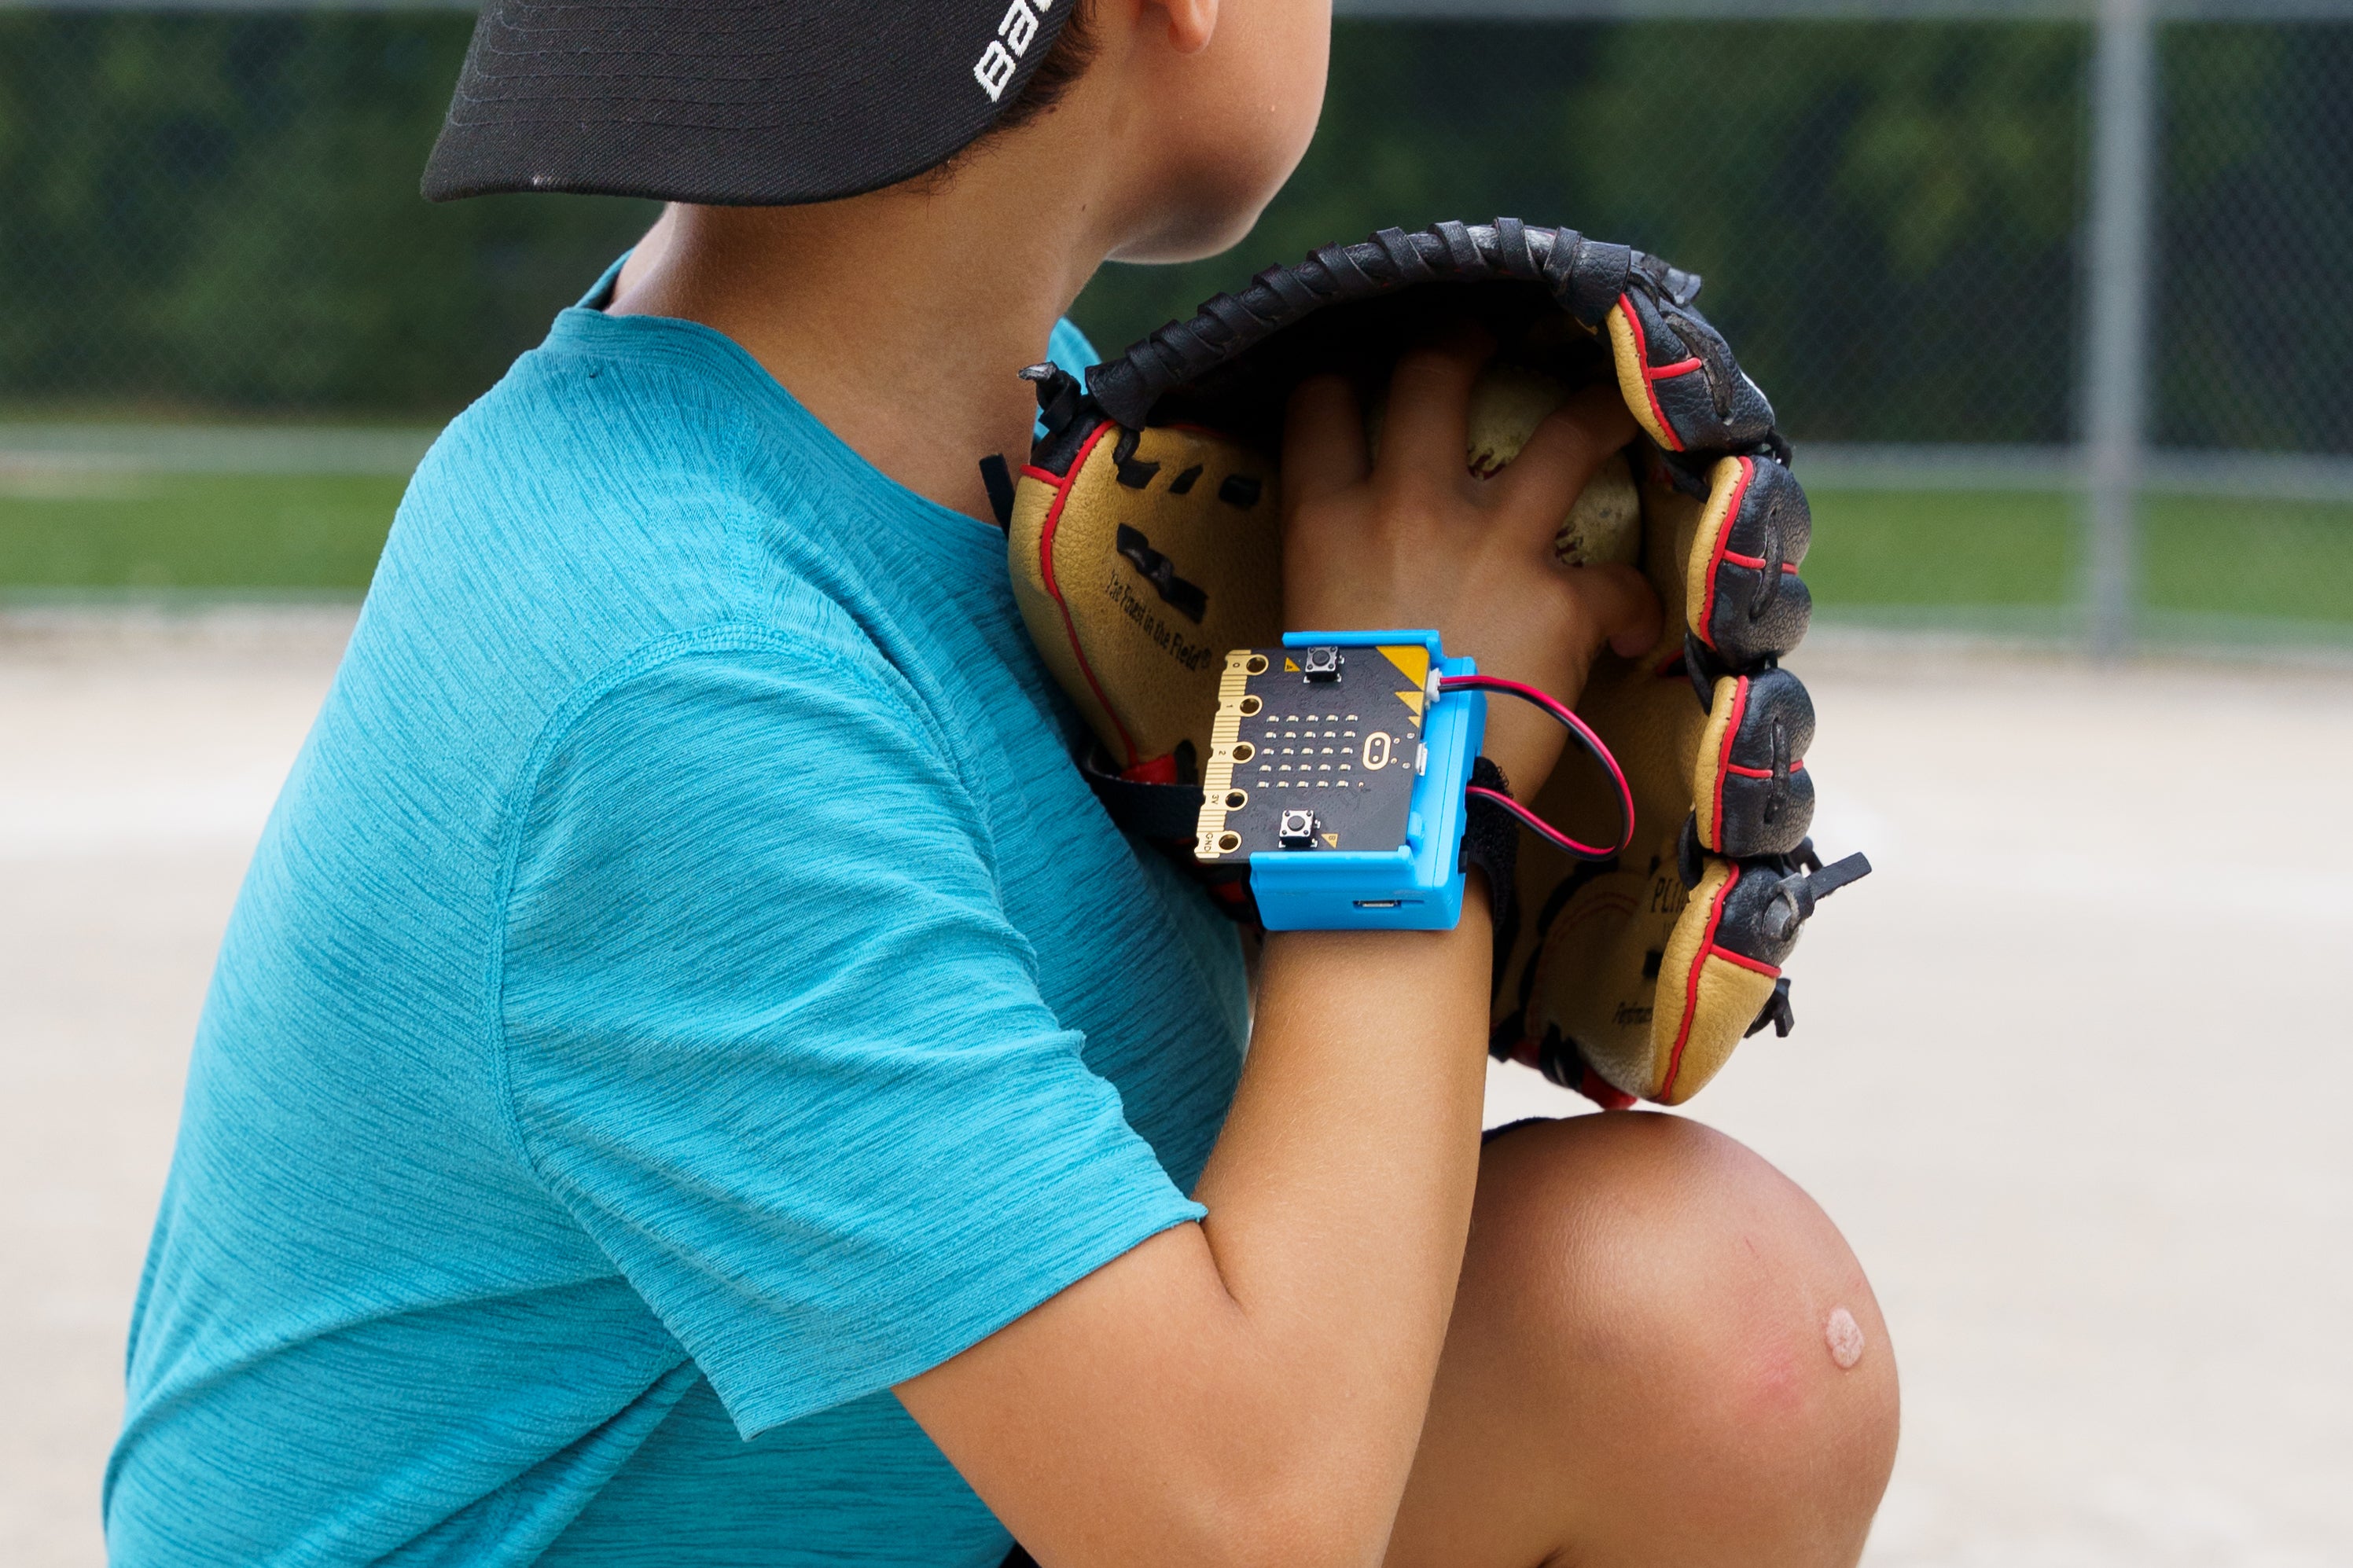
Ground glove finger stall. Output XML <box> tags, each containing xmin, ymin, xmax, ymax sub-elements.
<box><xmin>1608</xmin><ymin>289</ymin><xmax>1777</xmax><ymax>453</ymax></box>
<box><xmin>1649</xmin><ymin>857</ymin><xmax>1785</xmax><ymax>1103</ymax></box>
<box><xmin>1686</xmin><ymin>454</ymin><xmax>1812</xmax><ymax>666</ymax></box>
<box><xmin>1711</xmin><ymin>856</ymin><xmax>1819</xmax><ymax>972</ymax></box>
<box><xmin>1692</xmin><ymin>668</ymin><xmax>1816</xmax><ymax>857</ymax></box>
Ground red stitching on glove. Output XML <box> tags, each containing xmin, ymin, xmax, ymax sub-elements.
<box><xmin>1708</xmin><ymin>945</ymin><xmax>1781</xmax><ymax>979</ymax></box>
<box><xmin>1711</xmin><ymin>674</ymin><xmax>1750</xmax><ymax>845</ymax></box>
<box><xmin>1718</xmin><ymin>549</ymin><xmax>1798</xmax><ymax>575</ymax></box>
<box><xmin>1662</xmin><ymin>864</ymin><xmax>1738</xmax><ymax>1100</ymax></box>
<box><xmin>1574</xmin><ymin>1065</ymin><xmax>1638</xmax><ymax>1111</ymax></box>
<box><xmin>1695</xmin><ymin>455</ymin><xmax>1758</xmax><ymax>650</ymax></box>
<box><xmin>1616</xmin><ymin>293</ymin><xmax>1686</xmax><ymax>454</ymax></box>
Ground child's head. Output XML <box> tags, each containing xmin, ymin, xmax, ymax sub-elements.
<box><xmin>425</xmin><ymin>0</ymin><xmax>1330</xmax><ymax>267</ymax></box>
<box><xmin>993</xmin><ymin>0</ymin><xmax>1333</xmax><ymax>263</ymax></box>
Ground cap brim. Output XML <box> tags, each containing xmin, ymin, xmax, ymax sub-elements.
<box><xmin>422</xmin><ymin>0</ymin><xmax>1073</xmax><ymax>205</ymax></box>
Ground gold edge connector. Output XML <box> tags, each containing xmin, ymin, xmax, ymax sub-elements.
<box><xmin>1194</xmin><ymin>648</ymin><xmax>1254</xmax><ymax>860</ymax></box>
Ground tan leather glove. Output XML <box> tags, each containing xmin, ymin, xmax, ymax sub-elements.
<box><xmin>1006</xmin><ymin>220</ymin><xmax>1867</xmax><ymax>1104</ymax></box>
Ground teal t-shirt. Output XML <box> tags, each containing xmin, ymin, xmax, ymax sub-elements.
<box><xmin>104</xmin><ymin>276</ymin><xmax>1248</xmax><ymax>1566</ymax></box>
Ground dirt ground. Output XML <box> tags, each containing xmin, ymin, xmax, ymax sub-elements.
<box><xmin>4</xmin><ymin>607</ymin><xmax>2348</xmax><ymax>1566</ymax></box>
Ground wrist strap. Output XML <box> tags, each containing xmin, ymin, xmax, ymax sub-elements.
<box><xmin>1460</xmin><ymin>755</ymin><xmax>1520</xmax><ymax>943</ymax></box>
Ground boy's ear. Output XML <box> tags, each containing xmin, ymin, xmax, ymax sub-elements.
<box><xmin>1153</xmin><ymin>0</ymin><xmax>1220</xmax><ymax>56</ymax></box>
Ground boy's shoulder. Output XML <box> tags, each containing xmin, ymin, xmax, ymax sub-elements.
<box><xmin>417</xmin><ymin>306</ymin><xmax>777</xmax><ymax>548</ymax></box>
<box><xmin>303</xmin><ymin>311</ymin><xmax>936</xmax><ymax>853</ymax></box>
<box><xmin>337</xmin><ymin>295</ymin><xmax>1102</xmax><ymax>791</ymax></box>
<box><xmin>322</xmin><ymin>294</ymin><xmax>1104</xmax><ymax>828</ymax></box>
<box><xmin>406</xmin><ymin>291</ymin><xmax>1096</xmax><ymax>562</ymax></box>
<box><xmin>383</xmin><ymin>306</ymin><xmax>891</xmax><ymax>669</ymax></box>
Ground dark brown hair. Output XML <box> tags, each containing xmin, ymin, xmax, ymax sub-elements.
<box><xmin>904</xmin><ymin>1</ymin><xmax>1096</xmax><ymax>192</ymax></box>
<box><xmin>991</xmin><ymin>0</ymin><xmax>1099</xmax><ymax>135</ymax></box>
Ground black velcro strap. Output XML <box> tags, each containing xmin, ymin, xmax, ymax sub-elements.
<box><xmin>977</xmin><ymin>454</ymin><xmax>1016</xmax><ymax>528</ymax></box>
<box><xmin>1460</xmin><ymin>756</ymin><xmax>1520</xmax><ymax>970</ymax></box>
<box><xmin>1077</xmin><ymin>744</ymin><xmax>1204</xmax><ymax>842</ymax></box>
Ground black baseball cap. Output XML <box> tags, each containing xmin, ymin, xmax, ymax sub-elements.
<box><xmin>422</xmin><ymin>0</ymin><xmax>1078</xmax><ymax>206</ymax></box>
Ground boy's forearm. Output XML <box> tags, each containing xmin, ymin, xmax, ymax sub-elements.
<box><xmin>1197</xmin><ymin>894</ymin><xmax>1495</xmax><ymax>1317</ymax></box>
<box><xmin>1182</xmin><ymin>887</ymin><xmax>1498</xmax><ymax>1544</ymax></box>
<box><xmin>897</xmin><ymin>893</ymin><xmax>1502</xmax><ymax>1568</ymax></box>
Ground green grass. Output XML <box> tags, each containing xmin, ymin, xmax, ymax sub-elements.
<box><xmin>1803</xmin><ymin>489</ymin><xmax>2079</xmax><ymax>609</ymax></box>
<box><xmin>2141</xmin><ymin>495</ymin><xmax>2353</xmax><ymax>625</ymax></box>
<box><xmin>0</xmin><ymin>471</ymin><xmax>403</xmax><ymax>592</ymax></box>
<box><xmin>1801</xmin><ymin>487</ymin><xmax>2353</xmax><ymax>630</ymax></box>
<box><xmin>3</xmin><ymin>471</ymin><xmax>2350</xmax><ymax>638</ymax></box>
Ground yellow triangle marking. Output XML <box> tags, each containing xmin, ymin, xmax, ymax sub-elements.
<box><xmin>1395</xmin><ymin>689</ymin><xmax>1424</xmax><ymax>717</ymax></box>
<box><xmin>1284</xmin><ymin>656</ymin><xmax>1300</xmax><ymax>672</ymax></box>
<box><xmin>1378</xmin><ymin>644</ymin><xmax>1429</xmax><ymax>688</ymax></box>
<box><xmin>1322</xmin><ymin>832</ymin><xmax>1339</xmax><ymax>847</ymax></box>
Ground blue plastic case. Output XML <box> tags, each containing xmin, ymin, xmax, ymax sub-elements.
<box><xmin>1192</xmin><ymin>630</ymin><xmax>1484</xmax><ymax>931</ymax></box>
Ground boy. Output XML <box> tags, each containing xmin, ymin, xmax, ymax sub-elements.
<box><xmin>107</xmin><ymin>1</ymin><xmax>1898</xmax><ymax>1562</ymax></box>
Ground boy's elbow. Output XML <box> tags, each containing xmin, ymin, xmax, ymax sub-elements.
<box><xmin>1170</xmin><ymin>1511</ymin><xmax>1384</xmax><ymax>1568</ymax></box>
<box><xmin>1237</xmin><ymin>1508</ymin><xmax>1392</xmax><ymax>1568</ymax></box>
<box><xmin>1164</xmin><ymin>1452</ymin><xmax>1399</xmax><ymax>1568</ymax></box>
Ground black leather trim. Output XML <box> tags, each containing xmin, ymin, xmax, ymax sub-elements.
<box><xmin>1076</xmin><ymin>744</ymin><xmax>1205</xmax><ymax>842</ymax></box>
<box><xmin>1085</xmin><ymin>221</ymin><xmax>1697</xmax><ymax>429</ymax></box>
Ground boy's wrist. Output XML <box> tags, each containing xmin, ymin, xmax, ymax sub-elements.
<box><xmin>1475</xmin><ymin>707</ymin><xmax>1566</xmax><ymax>799</ymax></box>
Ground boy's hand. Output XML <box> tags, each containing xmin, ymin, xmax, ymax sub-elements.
<box><xmin>1282</xmin><ymin>332</ymin><xmax>1660</xmax><ymax>795</ymax></box>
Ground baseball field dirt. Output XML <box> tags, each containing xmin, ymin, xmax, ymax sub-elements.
<box><xmin>4</xmin><ymin>608</ymin><xmax>2347</xmax><ymax>1566</ymax></box>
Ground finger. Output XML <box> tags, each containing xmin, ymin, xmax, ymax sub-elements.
<box><xmin>1282</xmin><ymin>373</ymin><xmax>1369</xmax><ymax>511</ymax></box>
<box><xmin>1491</xmin><ymin>381</ymin><xmax>1640</xmax><ymax>532</ymax></box>
<box><xmin>1564</xmin><ymin>562</ymin><xmax>1664</xmax><ymax>660</ymax></box>
<box><xmin>1377</xmin><ymin>321</ymin><xmax>1494</xmax><ymax>487</ymax></box>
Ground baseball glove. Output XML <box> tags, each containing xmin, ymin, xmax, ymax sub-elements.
<box><xmin>1003</xmin><ymin>220</ymin><xmax>1867</xmax><ymax>1106</ymax></box>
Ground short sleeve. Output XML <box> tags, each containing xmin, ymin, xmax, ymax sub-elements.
<box><xmin>497</xmin><ymin>633</ymin><xmax>1203</xmax><ymax>1437</ymax></box>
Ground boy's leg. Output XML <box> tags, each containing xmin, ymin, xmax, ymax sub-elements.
<box><xmin>1383</xmin><ymin>1112</ymin><xmax>1899</xmax><ymax>1568</ymax></box>
<box><xmin>993</xmin><ymin>1113</ymin><xmax>1892</xmax><ymax>1568</ymax></box>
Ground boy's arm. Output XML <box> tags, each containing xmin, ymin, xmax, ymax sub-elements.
<box><xmin>904</xmin><ymin>909</ymin><xmax>1498</xmax><ymax>1568</ymax></box>
<box><xmin>896</xmin><ymin>340</ymin><xmax>1653</xmax><ymax>1568</ymax></box>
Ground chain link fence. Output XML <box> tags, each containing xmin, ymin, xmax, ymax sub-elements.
<box><xmin>0</xmin><ymin>2</ymin><xmax>2347</xmax><ymax>644</ymax></box>
<box><xmin>0</xmin><ymin>7</ymin><xmax>649</xmax><ymax>414</ymax></box>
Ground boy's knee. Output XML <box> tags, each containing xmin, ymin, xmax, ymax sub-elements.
<box><xmin>1464</xmin><ymin>1112</ymin><xmax>1899</xmax><ymax>1560</ymax></box>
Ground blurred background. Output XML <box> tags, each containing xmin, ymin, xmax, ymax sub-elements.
<box><xmin>2</xmin><ymin>1</ymin><xmax>2348</xmax><ymax>1565</ymax></box>
<box><xmin>2</xmin><ymin>0</ymin><xmax>2347</xmax><ymax>644</ymax></box>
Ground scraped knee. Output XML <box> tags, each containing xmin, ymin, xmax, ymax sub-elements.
<box><xmin>1469</xmin><ymin>1112</ymin><xmax>1899</xmax><ymax>1563</ymax></box>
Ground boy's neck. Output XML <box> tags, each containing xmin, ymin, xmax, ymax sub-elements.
<box><xmin>608</xmin><ymin>160</ymin><xmax>1116</xmax><ymax>526</ymax></box>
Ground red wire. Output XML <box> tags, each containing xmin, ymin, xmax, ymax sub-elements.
<box><xmin>1465</xmin><ymin>786</ymin><xmax>1621</xmax><ymax>859</ymax></box>
<box><xmin>1438</xmin><ymin>673</ymin><xmax>1634</xmax><ymax>860</ymax></box>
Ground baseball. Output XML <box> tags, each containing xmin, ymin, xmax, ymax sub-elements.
<box><xmin>1368</xmin><ymin>364</ymin><xmax>1643</xmax><ymax>569</ymax></box>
